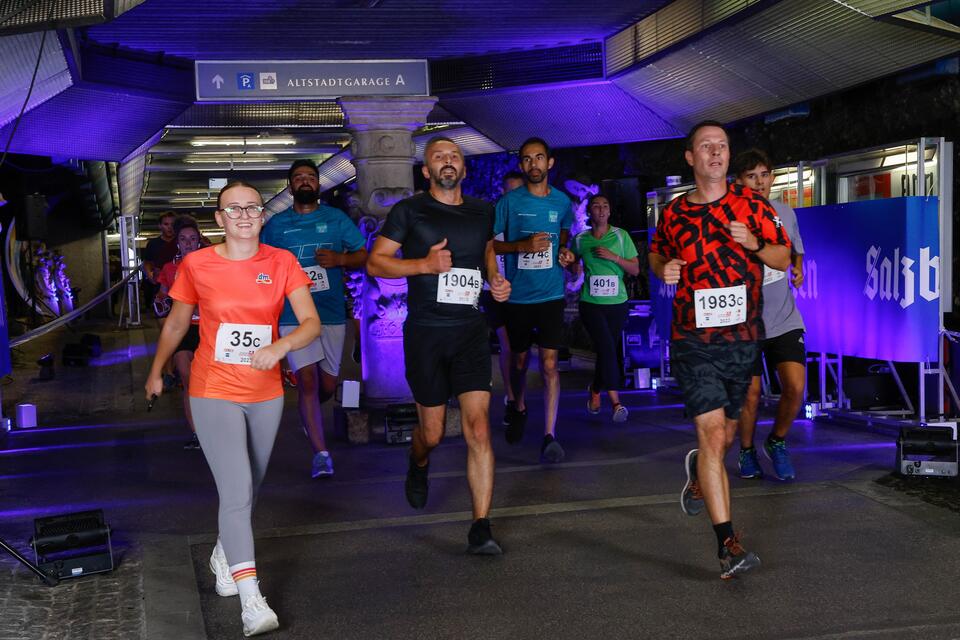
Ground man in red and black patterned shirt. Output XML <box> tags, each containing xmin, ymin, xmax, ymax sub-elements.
<box><xmin>649</xmin><ymin>121</ymin><xmax>790</xmax><ymax>580</ymax></box>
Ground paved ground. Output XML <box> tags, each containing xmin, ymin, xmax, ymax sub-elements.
<box><xmin>1</xmin><ymin>321</ymin><xmax>959</xmax><ymax>640</ymax></box>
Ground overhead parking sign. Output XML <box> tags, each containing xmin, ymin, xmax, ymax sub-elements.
<box><xmin>196</xmin><ymin>60</ymin><xmax>430</xmax><ymax>101</ymax></box>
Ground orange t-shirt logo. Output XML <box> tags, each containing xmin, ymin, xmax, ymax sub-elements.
<box><xmin>256</xmin><ymin>273</ymin><xmax>273</xmax><ymax>285</ymax></box>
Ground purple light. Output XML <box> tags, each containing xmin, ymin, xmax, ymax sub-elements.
<box><xmin>7</xmin><ymin>418</ymin><xmax>181</xmax><ymax>435</ymax></box>
<box><xmin>0</xmin><ymin>435</ymin><xmax>187</xmax><ymax>456</ymax></box>
<box><xmin>88</xmin><ymin>344</ymin><xmax>153</xmax><ymax>367</ymax></box>
<box><xmin>0</xmin><ymin>498</ymin><xmax>165</xmax><ymax>520</ymax></box>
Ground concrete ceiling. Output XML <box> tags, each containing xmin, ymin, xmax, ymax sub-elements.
<box><xmin>0</xmin><ymin>0</ymin><xmax>958</xmax><ymax>225</ymax></box>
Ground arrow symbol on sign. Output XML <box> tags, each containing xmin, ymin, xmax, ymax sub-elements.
<box><xmin>212</xmin><ymin>74</ymin><xmax>224</xmax><ymax>89</ymax></box>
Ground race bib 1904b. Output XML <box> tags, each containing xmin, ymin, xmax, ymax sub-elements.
<box><xmin>437</xmin><ymin>268</ymin><xmax>482</xmax><ymax>306</ymax></box>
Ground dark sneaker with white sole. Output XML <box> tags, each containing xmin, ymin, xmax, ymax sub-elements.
<box><xmin>719</xmin><ymin>534</ymin><xmax>761</xmax><ymax>580</ymax></box>
<box><xmin>405</xmin><ymin>454</ymin><xmax>429</xmax><ymax>509</ymax></box>
<box><xmin>681</xmin><ymin>449</ymin><xmax>704</xmax><ymax>516</ymax></box>
<box><xmin>466</xmin><ymin>518</ymin><xmax>503</xmax><ymax>555</ymax></box>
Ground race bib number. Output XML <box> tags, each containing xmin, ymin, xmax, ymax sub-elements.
<box><xmin>215</xmin><ymin>323</ymin><xmax>272</xmax><ymax>365</ymax></box>
<box><xmin>589</xmin><ymin>275</ymin><xmax>619</xmax><ymax>297</ymax></box>
<box><xmin>694</xmin><ymin>284</ymin><xmax>747</xmax><ymax>328</ymax></box>
<box><xmin>763</xmin><ymin>265</ymin><xmax>786</xmax><ymax>286</ymax></box>
<box><xmin>304</xmin><ymin>265</ymin><xmax>330</xmax><ymax>292</ymax></box>
<box><xmin>437</xmin><ymin>268</ymin><xmax>482</xmax><ymax>306</ymax></box>
<box><xmin>518</xmin><ymin>249</ymin><xmax>552</xmax><ymax>270</ymax></box>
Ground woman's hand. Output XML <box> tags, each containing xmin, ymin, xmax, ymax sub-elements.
<box><xmin>250</xmin><ymin>342</ymin><xmax>291</xmax><ymax>371</ymax></box>
<box><xmin>592</xmin><ymin>246</ymin><xmax>618</xmax><ymax>262</ymax></box>
<box><xmin>145</xmin><ymin>374</ymin><xmax>164</xmax><ymax>401</ymax></box>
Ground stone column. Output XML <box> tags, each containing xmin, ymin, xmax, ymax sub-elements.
<box><xmin>338</xmin><ymin>96</ymin><xmax>438</xmax><ymax>408</ymax></box>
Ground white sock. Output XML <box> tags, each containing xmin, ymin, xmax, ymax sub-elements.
<box><xmin>229</xmin><ymin>562</ymin><xmax>261</xmax><ymax>601</ymax></box>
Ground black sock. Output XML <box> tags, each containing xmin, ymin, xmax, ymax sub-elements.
<box><xmin>768</xmin><ymin>434</ymin><xmax>785</xmax><ymax>444</ymax></box>
<box><xmin>714</xmin><ymin>521</ymin><xmax>735</xmax><ymax>557</ymax></box>
<box><xmin>541</xmin><ymin>434</ymin><xmax>555</xmax><ymax>450</ymax></box>
<box><xmin>741</xmin><ymin>445</ymin><xmax>755</xmax><ymax>452</ymax></box>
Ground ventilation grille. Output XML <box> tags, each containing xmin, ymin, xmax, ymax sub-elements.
<box><xmin>0</xmin><ymin>0</ymin><xmax>146</xmax><ymax>35</ymax></box>
<box><xmin>431</xmin><ymin>43</ymin><xmax>603</xmax><ymax>94</ymax></box>
<box><xmin>168</xmin><ymin>102</ymin><xmax>346</xmax><ymax>129</ymax></box>
<box><xmin>605</xmin><ymin>0</ymin><xmax>761</xmax><ymax>75</ymax></box>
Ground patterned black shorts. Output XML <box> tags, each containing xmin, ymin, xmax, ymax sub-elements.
<box><xmin>671</xmin><ymin>339</ymin><xmax>758</xmax><ymax>420</ymax></box>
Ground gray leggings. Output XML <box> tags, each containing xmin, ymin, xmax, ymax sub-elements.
<box><xmin>190</xmin><ymin>396</ymin><xmax>284</xmax><ymax>566</ymax></box>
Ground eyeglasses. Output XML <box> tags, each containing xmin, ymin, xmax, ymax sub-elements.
<box><xmin>219</xmin><ymin>205</ymin><xmax>265</xmax><ymax>219</ymax></box>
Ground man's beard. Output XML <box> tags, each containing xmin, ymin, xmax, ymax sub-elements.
<box><xmin>431</xmin><ymin>165</ymin><xmax>464</xmax><ymax>190</ymax></box>
<box><xmin>293</xmin><ymin>186</ymin><xmax>319</xmax><ymax>204</ymax></box>
<box><xmin>524</xmin><ymin>168</ymin><xmax>546</xmax><ymax>184</ymax></box>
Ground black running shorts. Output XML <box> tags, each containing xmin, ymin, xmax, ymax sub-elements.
<box><xmin>504</xmin><ymin>299</ymin><xmax>565</xmax><ymax>353</ymax></box>
<box><xmin>671</xmin><ymin>339</ymin><xmax>758</xmax><ymax>420</ymax></box>
<box><xmin>753</xmin><ymin>328</ymin><xmax>806</xmax><ymax>376</ymax></box>
<box><xmin>479</xmin><ymin>290</ymin><xmax>507</xmax><ymax>330</ymax></box>
<box><xmin>403</xmin><ymin>318</ymin><xmax>492</xmax><ymax>407</ymax></box>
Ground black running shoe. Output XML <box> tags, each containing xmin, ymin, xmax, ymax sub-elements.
<box><xmin>719</xmin><ymin>534</ymin><xmax>761</xmax><ymax>580</ymax></box>
<box><xmin>502</xmin><ymin>400</ymin><xmax>517</xmax><ymax>427</ymax></box>
<box><xmin>466</xmin><ymin>518</ymin><xmax>502</xmax><ymax>555</ymax></box>
<box><xmin>540</xmin><ymin>434</ymin><xmax>565</xmax><ymax>463</ymax></box>
<box><xmin>405</xmin><ymin>454</ymin><xmax>429</xmax><ymax>509</ymax></box>
<box><xmin>504</xmin><ymin>404</ymin><xmax>527</xmax><ymax>444</ymax></box>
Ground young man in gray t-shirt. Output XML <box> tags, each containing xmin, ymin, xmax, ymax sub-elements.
<box><xmin>733</xmin><ymin>149</ymin><xmax>806</xmax><ymax>481</ymax></box>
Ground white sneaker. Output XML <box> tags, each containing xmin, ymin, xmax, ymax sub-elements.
<box><xmin>241</xmin><ymin>594</ymin><xmax>279</xmax><ymax>637</ymax></box>
<box><xmin>209</xmin><ymin>542</ymin><xmax>238</xmax><ymax>597</ymax></box>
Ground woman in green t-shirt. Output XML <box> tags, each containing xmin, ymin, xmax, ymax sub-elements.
<box><xmin>570</xmin><ymin>195</ymin><xmax>640</xmax><ymax>422</ymax></box>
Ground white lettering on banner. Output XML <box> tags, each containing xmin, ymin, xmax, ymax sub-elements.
<box><xmin>287</xmin><ymin>76</ymin><xmax>393</xmax><ymax>88</ymax></box>
<box><xmin>215</xmin><ymin>323</ymin><xmax>272</xmax><ymax>365</ymax></box>
<box><xmin>437</xmin><ymin>268</ymin><xmax>482</xmax><ymax>305</ymax></box>
<box><xmin>864</xmin><ymin>245</ymin><xmax>939</xmax><ymax>309</ymax></box>
<box><xmin>793</xmin><ymin>259</ymin><xmax>818</xmax><ymax>301</ymax></box>
<box><xmin>694</xmin><ymin>284</ymin><xmax>747</xmax><ymax>328</ymax></box>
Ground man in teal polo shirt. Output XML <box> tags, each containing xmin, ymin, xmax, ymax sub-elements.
<box><xmin>494</xmin><ymin>137</ymin><xmax>575</xmax><ymax>463</ymax></box>
<box><xmin>261</xmin><ymin>159</ymin><xmax>367</xmax><ymax>478</ymax></box>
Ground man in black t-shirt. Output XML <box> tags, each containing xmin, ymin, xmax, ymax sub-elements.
<box><xmin>142</xmin><ymin>211</ymin><xmax>178</xmax><ymax>288</ymax></box>
<box><xmin>368</xmin><ymin>136</ymin><xmax>511</xmax><ymax>555</ymax></box>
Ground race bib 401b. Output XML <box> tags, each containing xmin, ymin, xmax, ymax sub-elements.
<box><xmin>589</xmin><ymin>275</ymin><xmax>619</xmax><ymax>297</ymax></box>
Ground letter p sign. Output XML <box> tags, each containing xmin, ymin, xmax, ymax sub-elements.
<box><xmin>237</xmin><ymin>73</ymin><xmax>255</xmax><ymax>90</ymax></box>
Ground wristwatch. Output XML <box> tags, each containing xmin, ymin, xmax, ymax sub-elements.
<box><xmin>753</xmin><ymin>236</ymin><xmax>765</xmax><ymax>252</ymax></box>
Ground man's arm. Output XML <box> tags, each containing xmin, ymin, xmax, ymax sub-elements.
<box><xmin>728</xmin><ymin>221</ymin><xmax>790</xmax><ymax>271</ymax></box>
<box><xmin>485</xmin><ymin>239</ymin><xmax>511</xmax><ymax>302</ymax></box>
<box><xmin>367</xmin><ymin>236</ymin><xmax>450</xmax><ymax>278</ymax></box>
<box><xmin>493</xmin><ymin>233</ymin><xmax>549</xmax><ymax>255</ymax></box>
<box><xmin>791</xmin><ymin>252</ymin><xmax>804</xmax><ymax>287</ymax></box>
<box><xmin>649</xmin><ymin>252</ymin><xmax>685</xmax><ymax>284</ymax></box>
<box><xmin>315</xmin><ymin>248</ymin><xmax>368</xmax><ymax>269</ymax></box>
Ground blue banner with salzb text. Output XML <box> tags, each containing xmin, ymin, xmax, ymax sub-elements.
<box><xmin>793</xmin><ymin>196</ymin><xmax>940</xmax><ymax>362</ymax></box>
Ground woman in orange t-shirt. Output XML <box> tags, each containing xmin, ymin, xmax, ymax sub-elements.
<box><xmin>145</xmin><ymin>181</ymin><xmax>319</xmax><ymax>637</ymax></box>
